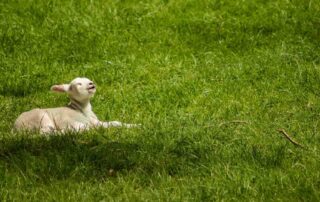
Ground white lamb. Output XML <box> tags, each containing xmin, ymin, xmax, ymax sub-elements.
<box><xmin>14</xmin><ymin>77</ymin><xmax>138</xmax><ymax>134</ymax></box>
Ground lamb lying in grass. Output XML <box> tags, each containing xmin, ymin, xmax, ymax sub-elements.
<box><xmin>14</xmin><ymin>77</ymin><xmax>138</xmax><ymax>134</ymax></box>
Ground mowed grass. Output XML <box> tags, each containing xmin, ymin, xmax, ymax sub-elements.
<box><xmin>1</xmin><ymin>0</ymin><xmax>320</xmax><ymax>201</ymax></box>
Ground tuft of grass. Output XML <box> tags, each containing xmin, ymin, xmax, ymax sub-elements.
<box><xmin>1</xmin><ymin>0</ymin><xmax>320</xmax><ymax>201</ymax></box>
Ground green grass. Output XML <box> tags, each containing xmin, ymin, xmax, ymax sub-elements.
<box><xmin>1</xmin><ymin>0</ymin><xmax>320</xmax><ymax>201</ymax></box>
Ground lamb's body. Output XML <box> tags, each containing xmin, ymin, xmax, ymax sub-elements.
<box><xmin>14</xmin><ymin>77</ymin><xmax>136</xmax><ymax>134</ymax></box>
<box><xmin>14</xmin><ymin>107</ymin><xmax>94</xmax><ymax>133</ymax></box>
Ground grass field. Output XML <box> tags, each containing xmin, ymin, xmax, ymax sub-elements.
<box><xmin>1</xmin><ymin>0</ymin><xmax>320</xmax><ymax>201</ymax></box>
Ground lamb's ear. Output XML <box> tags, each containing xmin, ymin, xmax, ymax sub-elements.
<box><xmin>51</xmin><ymin>84</ymin><xmax>70</xmax><ymax>93</ymax></box>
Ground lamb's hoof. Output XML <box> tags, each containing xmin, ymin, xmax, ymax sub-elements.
<box><xmin>125</xmin><ymin>123</ymin><xmax>141</xmax><ymax>128</ymax></box>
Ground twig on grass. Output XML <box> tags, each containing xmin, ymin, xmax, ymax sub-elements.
<box><xmin>277</xmin><ymin>129</ymin><xmax>305</xmax><ymax>149</ymax></box>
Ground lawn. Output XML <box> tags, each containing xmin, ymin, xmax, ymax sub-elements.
<box><xmin>0</xmin><ymin>0</ymin><xmax>320</xmax><ymax>201</ymax></box>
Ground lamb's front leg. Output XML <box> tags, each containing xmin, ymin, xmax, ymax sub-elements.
<box><xmin>100</xmin><ymin>121</ymin><xmax>139</xmax><ymax>128</ymax></box>
<box><xmin>90</xmin><ymin>117</ymin><xmax>139</xmax><ymax>129</ymax></box>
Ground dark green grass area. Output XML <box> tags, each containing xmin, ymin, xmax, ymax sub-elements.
<box><xmin>1</xmin><ymin>0</ymin><xmax>320</xmax><ymax>201</ymax></box>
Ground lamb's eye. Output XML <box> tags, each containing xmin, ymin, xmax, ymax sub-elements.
<box><xmin>77</xmin><ymin>83</ymin><xmax>82</xmax><ymax>86</ymax></box>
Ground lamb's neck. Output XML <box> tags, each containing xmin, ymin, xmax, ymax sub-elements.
<box><xmin>68</xmin><ymin>98</ymin><xmax>92</xmax><ymax>116</ymax></box>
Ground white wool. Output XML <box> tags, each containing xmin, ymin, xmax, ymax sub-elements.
<box><xmin>14</xmin><ymin>77</ymin><xmax>138</xmax><ymax>134</ymax></box>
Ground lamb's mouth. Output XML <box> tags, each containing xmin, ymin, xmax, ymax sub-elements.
<box><xmin>88</xmin><ymin>86</ymin><xmax>96</xmax><ymax>90</ymax></box>
<box><xmin>88</xmin><ymin>86</ymin><xmax>96</xmax><ymax>93</ymax></box>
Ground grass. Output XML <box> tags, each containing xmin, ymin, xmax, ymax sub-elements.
<box><xmin>1</xmin><ymin>0</ymin><xmax>320</xmax><ymax>201</ymax></box>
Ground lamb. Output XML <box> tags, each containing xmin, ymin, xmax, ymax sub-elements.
<box><xmin>14</xmin><ymin>77</ymin><xmax>138</xmax><ymax>134</ymax></box>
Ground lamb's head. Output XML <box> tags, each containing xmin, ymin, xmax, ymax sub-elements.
<box><xmin>51</xmin><ymin>77</ymin><xmax>96</xmax><ymax>102</ymax></box>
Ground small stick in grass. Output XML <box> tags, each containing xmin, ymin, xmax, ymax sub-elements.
<box><xmin>277</xmin><ymin>129</ymin><xmax>305</xmax><ymax>148</ymax></box>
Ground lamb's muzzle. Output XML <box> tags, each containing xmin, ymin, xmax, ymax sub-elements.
<box><xmin>14</xmin><ymin>77</ymin><xmax>139</xmax><ymax>134</ymax></box>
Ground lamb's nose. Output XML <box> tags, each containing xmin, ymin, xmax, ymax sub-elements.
<box><xmin>89</xmin><ymin>82</ymin><xmax>94</xmax><ymax>85</ymax></box>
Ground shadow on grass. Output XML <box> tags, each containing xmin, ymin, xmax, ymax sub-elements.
<box><xmin>0</xmin><ymin>130</ymin><xmax>295</xmax><ymax>183</ymax></box>
<box><xmin>0</xmin><ymin>133</ymin><xmax>141</xmax><ymax>182</ymax></box>
<box><xmin>0</xmin><ymin>132</ymin><xmax>212</xmax><ymax>183</ymax></box>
